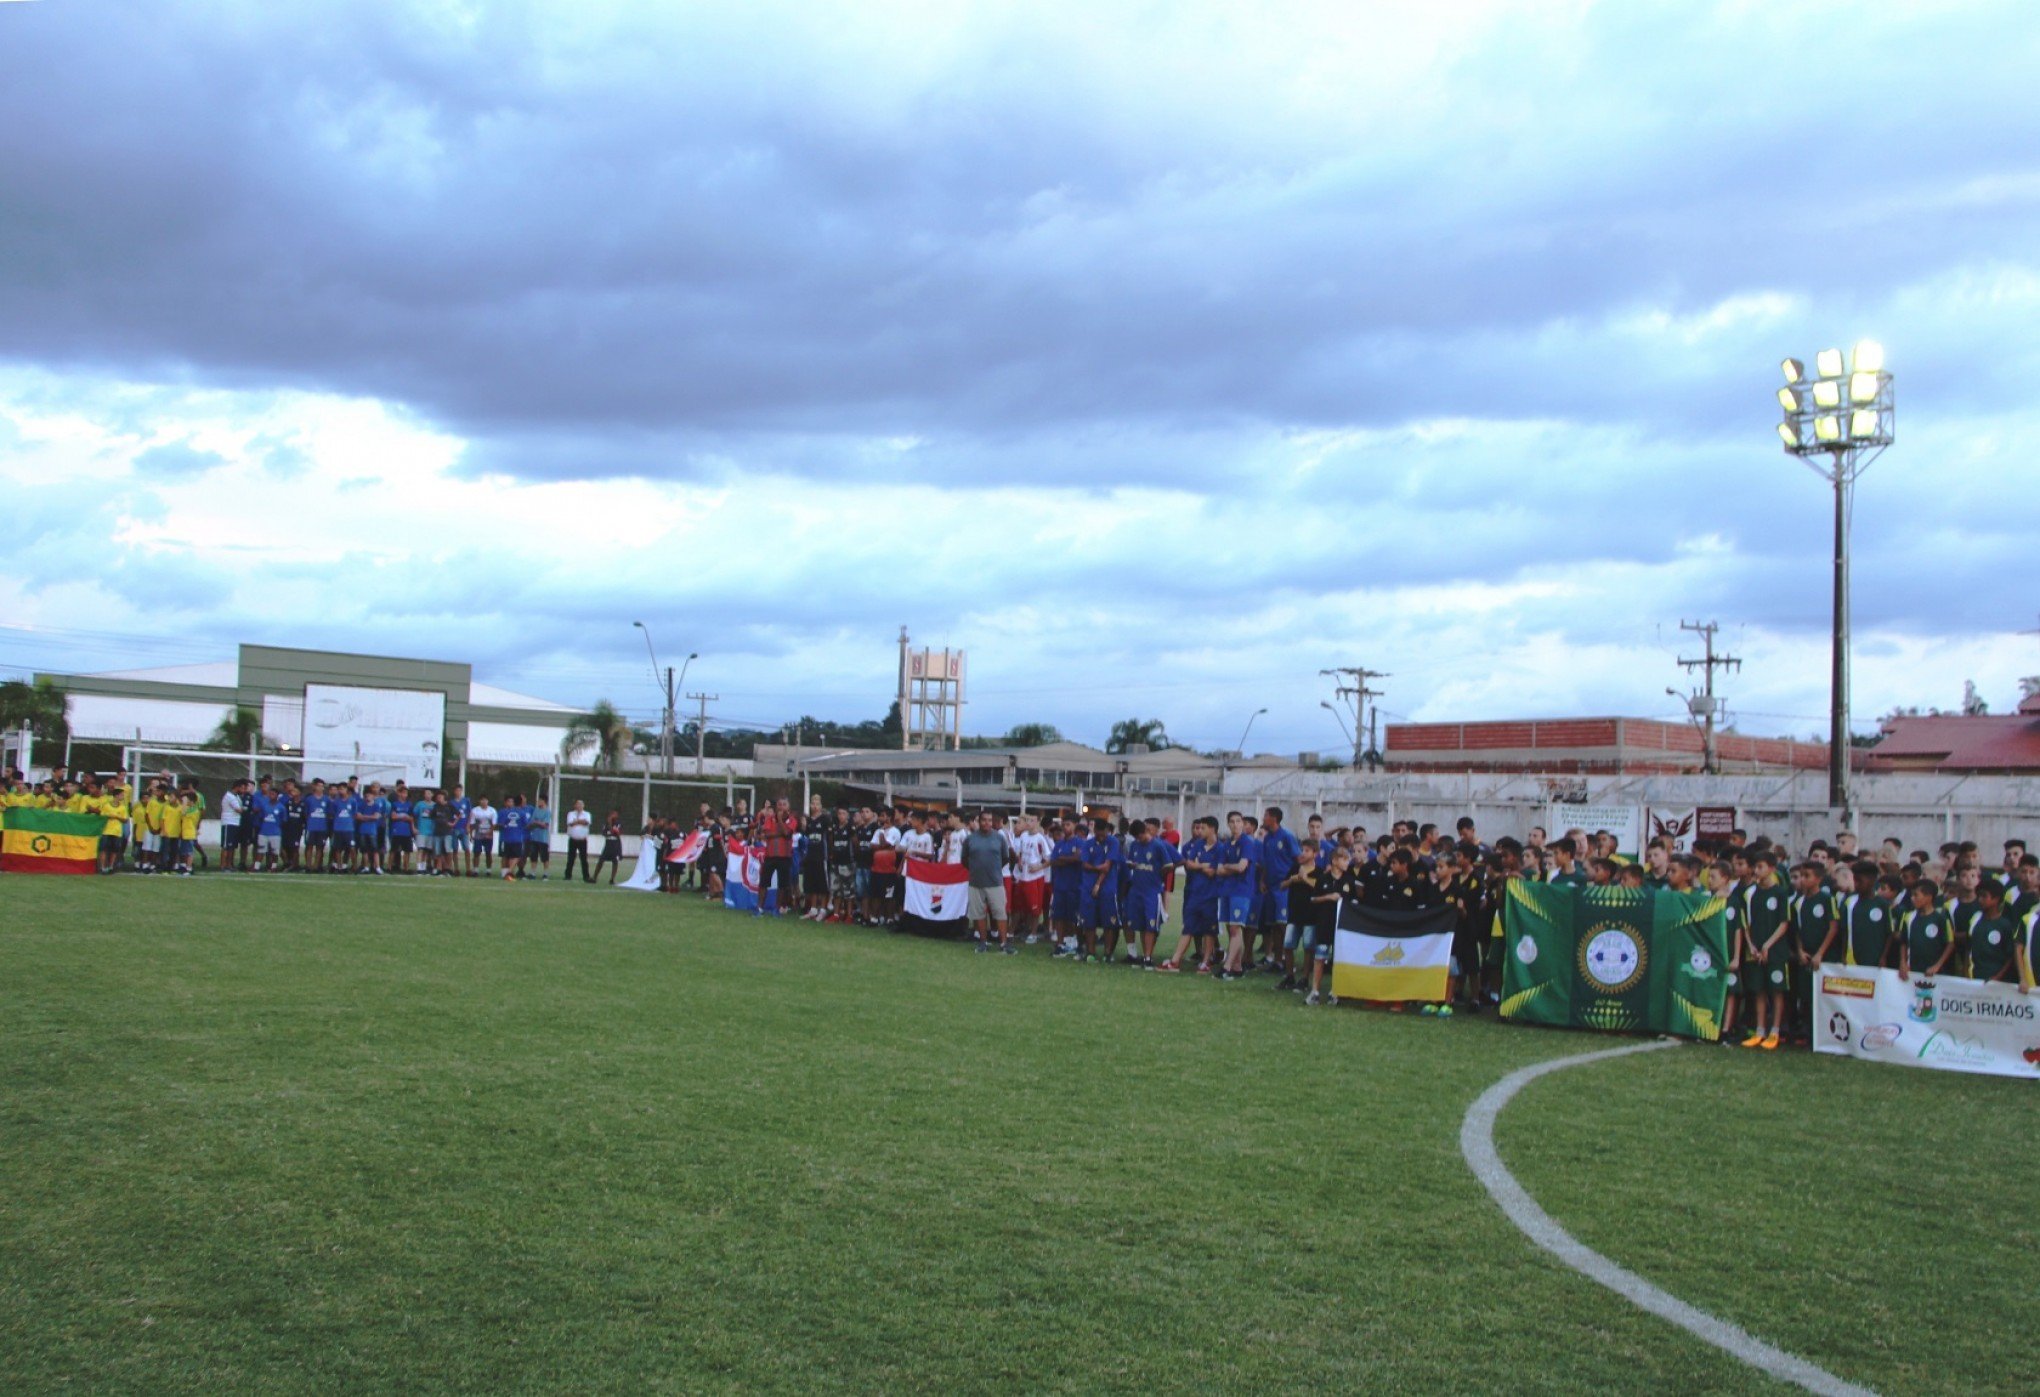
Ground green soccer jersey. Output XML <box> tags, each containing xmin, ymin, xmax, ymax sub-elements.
<box><xmin>1848</xmin><ymin>895</ymin><xmax>1895</xmax><ymax>966</ymax></box>
<box><xmin>1907</xmin><ymin>909</ymin><xmax>1953</xmax><ymax>974</ymax></box>
<box><xmin>1549</xmin><ymin>867</ymin><xmax>1588</xmax><ymax>889</ymax></box>
<box><xmin>1967</xmin><ymin>914</ymin><xmax>2019</xmax><ymax>982</ymax></box>
<box><xmin>1744</xmin><ymin>879</ymin><xmax>1789</xmax><ymax>957</ymax></box>
<box><xmin>1792</xmin><ymin>889</ymin><xmax>1836</xmax><ymax>959</ymax></box>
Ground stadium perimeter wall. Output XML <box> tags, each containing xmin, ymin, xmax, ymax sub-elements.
<box><xmin>1121</xmin><ymin>771</ymin><xmax>2040</xmax><ymax>852</ymax></box>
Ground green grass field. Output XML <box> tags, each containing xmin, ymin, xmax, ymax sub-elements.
<box><xmin>3</xmin><ymin>874</ymin><xmax>2032</xmax><ymax>1393</ymax></box>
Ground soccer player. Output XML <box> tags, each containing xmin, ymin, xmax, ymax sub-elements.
<box><xmin>1965</xmin><ymin>880</ymin><xmax>2020</xmax><ymax>985</ymax></box>
<box><xmin>387</xmin><ymin>783</ymin><xmax>414</xmax><ymax>873</ymax></box>
<box><xmin>304</xmin><ymin>779</ymin><xmax>329</xmax><ymax>873</ymax></box>
<box><xmin>1215</xmin><ymin>812</ymin><xmax>1255</xmax><ymax>980</ymax></box>
<box><xmin>219</xmin><ymin>778</ymin><xmax>246</xmax><ymax>873</ymax></box>
<box><xmin>1900</xmin><ymin>879</ymin><xmax>1954</xmax><ymax>982</ymax></box>
<box><xmin>1257</xmin><ymin>807</ymin><xmax>1301</xmax><ymax>971</ymax></box>
<box><xmin>1278</xmin><ymin>841</ymin><xmax>1321</xmax><ymax>991</ymax></box>
<box><xmin>1079</xmin><ymin>818</ymin><xmax>1123</xmax><ymax>962</ymax></box>
<box><xmin>253</xmin><ymin>779</ymin><xmax>285</xmax><ymax>873</ymax></box>
<box><xmin>1741</xmin><ymin>851</ymin><xmax>1790</xmax><ymax>1050</ymax></box>
<box><xmin>1547</xmin><ymin>837</ymin><xmax>1588</xmax><ymax>888</ymax></box>
<box><xmin>1122</xmin><ymin>820</ymin><xmax>1174</xmax><ymax>967</ymax></box>
<box><xmin>330</xmin><ymin>781</ymin><xmax>357</xmax><ymax>874</ymax></box>
<box><xmin>1787</xmin><ymin>862</ymin><xmax>1837</xmax><ymax>1046</ymax></box>
<box><xmin>498</xmin><ymin>795</ymin><xmax>527</xmax><ymax>880</ymax></box>
<box><xmin>1007</xmin><ymin>814</ymin><xmax>1052</xmax><ymax>944</ymax></box>
<box><xmin>447</xmin><ymin>785</ymin><xmax>473</xmax><ymax>876</ymax></box>
<box><xmin>1159</xmin><ymin>816</ymin><xmax>1222</xmax><ymax>974</ymax></box>
<box><xmin>469</xmin><ymin>795</ymin><xmax>497</xmax><ymax>874</ymax></box>
<box><xmin>174</xmin><ymin>789</ymin><xmax>200</xmax><ymax>875</ymax></box>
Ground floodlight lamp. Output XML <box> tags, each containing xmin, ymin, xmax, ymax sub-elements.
<box><xmin>1849</xmin><ymin>372</ymin><xmax>1880</xmax><ymax>404</ymax></box>
<box><xmin>1777</xmin><ymin>387</ymin><xmax>1801</xmax><ymax>412</ymax></box>
<box><xmin>1816</xmin><ymin>348</ymin><xmax>1845</xmax><ymax>378</ymax></box>
<box><xmin>1852</xmin><ymin>340</ymin><xmax>1884</xmax><ymax>374</ymax></box>
<box><xmin>1781</xmin><ymin>358</ymin><xmax>1804</xmax><ymax>384</ymax></box>
<box><xmin>1777</xmin><ymin>422</ymin><xmax>1799</xmax><ymax>449</ymax></box>
<box><xmin>1815</xmin><ymin>414</ymin><xmax>1842</xmax><ymax>443</ymax></box>
<box><xmin>1850</xmin><ymin>408</ymin><xmax>1880</xmax><ymax>439</ymax></box>
<box><xmin>1811</xmin><ymin>379</ymin><xmax>1842</xmax><ymax>409</ymax></box>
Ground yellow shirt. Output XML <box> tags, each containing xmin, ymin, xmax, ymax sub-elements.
<box><xmin>98</xmin><ymin>796</ymin><xmax>125</xmax><ymax>837</ymax></box>
<box><xmin>178</xmin><ymin>804</ymin><xmax>202</xmax><ymax>840</ymax></box>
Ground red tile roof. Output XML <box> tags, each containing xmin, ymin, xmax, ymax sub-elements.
<box><xmin>1866</xmin><ymin>712</ymin><xmax>2040</xmax><ymax>773</ymax></box>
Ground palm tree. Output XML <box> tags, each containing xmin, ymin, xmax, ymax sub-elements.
<box><xmin>205</xmin><ymin>705</ymin><xmax>269</xmax><ymax>752</ymax></box>
<box><xmin>0</xmin><ymin>677</ymin><xmax>70</xmax><ymax>746</ymax></box>
<box><xmin>1105</xmin><ymin>717</ymin><xmax>1170</xmax><ymax>754</ymax></box>
<box><xmin>561</xmin><ymin>699</ymin><xmax>636</xmax><ymax>771</ymax></box>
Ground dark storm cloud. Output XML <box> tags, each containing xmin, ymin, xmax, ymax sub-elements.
<box><xmin>2</xmin><ymin>1</ymin><xmax>2038</xmax><ymax>490</ymax></box>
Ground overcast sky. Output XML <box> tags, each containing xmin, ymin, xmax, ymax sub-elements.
<box><xmin>2</xmin><ymin>1</ymin><xmax>2036</xmax><ymax>754</ymax></box>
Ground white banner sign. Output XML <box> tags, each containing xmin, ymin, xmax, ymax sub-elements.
<box><xmin>1813</xmin><ymin>966</ymin><xmax>2039</xmax><ymax>1080</ymax></box>
<box><xmin>301</xmin><ymin>683</ymin><xmax>447</xmax><ymax>786</ymax></box>
<box><xmin>1545</xmin><ymin>803</ymin><xmax>1642</xmax><ymax>857</ymax></box>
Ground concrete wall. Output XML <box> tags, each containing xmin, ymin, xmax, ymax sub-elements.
<box><xmin>1115</xmin><ymin>769</ymin><xmax>2040</xmax><ymax>853</ymax></box>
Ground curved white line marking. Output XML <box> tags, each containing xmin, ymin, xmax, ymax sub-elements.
<box><xmin>1461</xmin><ymin>1039</ymin><xmax>1877</xmax><ymax>1397</ymax></box>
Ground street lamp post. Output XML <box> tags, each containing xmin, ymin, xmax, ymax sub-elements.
<box><xmin>1775</xmin><ymin>342</ymin><xmax>1892</xmax><ymax>819</ymax></box>
<box><xmin>633</xmin><ymin>623</ymin><xmax>698</xmax><ymax>779</ymax></box>
<box><xmin>1236</xmin><ymin>707</ymin><xmax>1268</xmax><ymax>757</ymax></box>
<box><xmin>1319</xmin><ymin>700</ymin><xmax>1355</xmax><ymax>764</ymax></box>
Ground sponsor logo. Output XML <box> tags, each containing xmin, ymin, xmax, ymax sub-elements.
<box><xmin>1371</xmin><ymin>942</ymin><xmax>1406</xmax><ymax>966</ymax></box>
<box><xmin>1917</xmin><ymin>1030</ymin><xmax>1994</xmax><ymax>1068</ymax></box>
<box><xmin>2024</xmin><ymin>1046</ymin><xmax>2040</xmax><ymax>1067</ymax></box>
<box><xmin>1907</xmin><ymin>980</ymin><xmax>1937</xmax><ymax>1024</ymax></box>
<box><xmin>1821</xmin><ymin>974</ymin><xmax>1876</xmax><ymax>999</ymax></box>
<box><xmin>1933</xmin><ymin>992</ymin><xmax>2036</xmax><ymax>1022</ymax></box>
<box><xmin>1860</xmin><ymin>1022</ymin><xmax>1903</xmax><ymax>1051</ymax></box>
<box><xmin>1578</xmin><ymin>922</ymin><xmax>1647</xmax><ymax>994</ymax></box>
<box><xmin>1516</xmin><ymin>937</ymin><xmax>1539</xmax><ymax>965</ymax></box>
<box><xmin>1826</xmin><ymin>1010</ymin><xmax>1851</xmax><ymax>1045</ymax></box>
<box><xmin>1766</xmin><ymin>896</ymin><xmax>1779</xmax><ymax>911</ymax></box>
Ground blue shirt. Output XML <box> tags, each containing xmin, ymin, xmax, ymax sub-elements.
<box><xmin>413</xmin><ymin>799</ymin><xmax>435</xmax><ymax>837</ymax></box>
<box><xmin>1082</xmin><ymin>835</ymin><xmax>1120</xmax><ymax>892</ymax></box>
<box><xmin>449</xmin><ymin>797</ymin><xmax>471</xmax><ymax>832</ymax></box>
<box><xmin>332</xmin><ymin>796</ymin><xmax>357</xmax><ymax>833</ymax></box>
<box><xmin>528</xmin><ymin>806</ymin><xmax>551</xmax><ymax>843</ymax></box>
<box><xmin>306</xmin><ymin>795</ymin><xmax>330</xmax><ymax>832</ymax></box>
<box><xmin>255</xmin><ymin>792</ymin><xmax>282</xmax><ymax>836</ymax></box>
<box><xmin>1259</xmin><ymin>826</ymin><xmax>1300</xmax><ymax>890</ymax></box>
<box><xmin>1225</xmin><ymin>833</ymin><xmax>1261</xmax><ymax>899</ymax></box>
<box><xmin>499</xmin><ymin>806</ymin><xmax>528</xmax><ymax>840</ymax></box>
<box><xmin>389</xmin><ymin>799</ymin><xmax>413</xmax><ymax>834</ymax></box>
<box><xmin>357</xmin><ymin>797</ymin><xmax>387</xmax><ymax>831</ymax></box>
<box><xmin>1050</xmin><ymin>836</ymin><xmax>1085</xmax><ymax>892</ymax></box>
<box><xmin>1180</xmin><ymin>837</ymin><xmax>1220</xmax><ymax>909</ymax></box>
<box><xmin>1126</xmin><ymin>837</ymin><xmax>1174</xmax><ymax>893</ymax></box>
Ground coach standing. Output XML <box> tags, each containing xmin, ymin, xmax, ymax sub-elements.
<box><xmin>565</xmin><ymin>799</ymin><xmax>594</xmax><ymax>882</ymax></box>
<box><xmin>963</xmin><ymin>811</ymin><xmax>1015</xmax><ymax>955</ymax></box>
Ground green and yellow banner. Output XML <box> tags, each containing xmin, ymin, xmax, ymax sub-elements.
<box><xmin>0</xmin><ymin>808</ymin><xmax>101</xmax><ymax>874</ymax></box>
<box><xmin>1500</xmin><ymin>881</ymin><xmax>1731</xmax><ymax>1040</ymax></box>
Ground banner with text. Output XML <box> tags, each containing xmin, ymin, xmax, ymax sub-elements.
<box><xmin>1643</xmin><ymin>805</ymin><xmax>1739</xmax><ymax>854</ymax></box>
<box><xmin>1544</xmin><ymin>804</ymin><xmax>1642</xmax><ymax>857</ymax></box>
<box><xmin>1813</xmin><ymin>966</ymin><xmax>2039</xmax><ymax>1080</ymax></box>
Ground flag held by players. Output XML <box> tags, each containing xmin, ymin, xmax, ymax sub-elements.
<box><xmin>1332</xmin><ymin>903</ymin><xmax>1456</xmax><ymax>1002</ymax></box>
<box><xmin>903</xmin><ymin>857</ymin><xmax>969</xmax><ymax>922</ymax></box>
<box><xmin>0</xmin><ymin>808</ymin><xmax>100</xmax><ymax>874</ymax></box>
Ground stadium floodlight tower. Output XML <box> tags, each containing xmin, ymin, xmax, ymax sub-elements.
<box><xmin>1776</xmin><ymin>341</ymin><xmax>1892</xmax><ymax>819</ymax></box>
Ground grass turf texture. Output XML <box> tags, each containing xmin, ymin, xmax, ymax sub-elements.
<box><xmin>0</xmin><ymin>877</ymin><xmax>2024</xmax><ymax>1393</ymax></box>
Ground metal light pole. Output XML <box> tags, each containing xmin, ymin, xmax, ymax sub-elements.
<box><xmin>1776</xmin><ymin>342</ymin><xmax>1892</xmax><ymax>818</ymax></box>
<box><xmin>1236</xmin><ymin>707</ymin><xmax>1268</xmax><ymax>756</ymax></box>
<box><xmin>1319</xmin><ymin>700</ymin><xmax>1356</xmax><ymax>764</ymax></box>
<box><xmin>633</xmin><ymin>624</ymin><xmax>695</xmax><ymax>778</ymax></box>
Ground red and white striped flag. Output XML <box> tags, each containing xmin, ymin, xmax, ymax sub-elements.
<box><xmin>903</xmin><ymin>857</ymin><xmax>969</xmax><ymax>921</ymax></box>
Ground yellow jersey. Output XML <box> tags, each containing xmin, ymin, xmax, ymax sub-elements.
<box><xmin>178</xmin><ymin>804</ymin><xmax>201</xmax><ymax>839</ymax></box>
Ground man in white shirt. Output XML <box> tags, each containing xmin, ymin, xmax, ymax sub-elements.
<box><xmin>565</xmin><ymin>800</ymin><xmax>594</xmax><ymax>882</ymax></box>
<box><xmin>1011</xmin><ymin>814</ymin><xmax>1053</xmax><ymax>944</ymax></box>
<box><xmin>468</xmin><ymin>796</ymin><xmax>498</xmax><ymax>874</ymax></box>
<box><xmin>219</xmin><ymin>781</ymin><xmax>245</xmax><ymax>872</ymax></box>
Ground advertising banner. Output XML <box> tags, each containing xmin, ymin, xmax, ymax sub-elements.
<box><xmin>1643</xmin><ymin>805</ymin><xmax>1739</xmax><ymax>853</ymax></box>
<box><xmin>1544</xmin><ymin>803</ymin><xmax>1642</xmax><ymax>857</ymax></box>
<box><xmin>1813</xmin><ymin>966</ymin><xmax>2039</xmax><ymax>1080</ymax></box>
<box><xmin>301</xmin><ymin>684</ymin><xmax>447</xmax><ymax>786</ymax></box>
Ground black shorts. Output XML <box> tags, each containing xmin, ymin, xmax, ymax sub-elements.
<box><xmin>802</xmin><ymin>862</ymin><xmax>829</xmax><ymax>895</ymax></box>
<box><xmin>389</xmin><ymin>833</ymin><xmax>413</xmax><ymax>853</ymax></box>
<box><xmin>307</xmin><ymin>829</ymin><xmax>329</xmax><ymax>848</ymax></box>
<box><xmin>282</xmin><ymin>824</ymin><xmax>303</xmax><ymax>850</ymax></box>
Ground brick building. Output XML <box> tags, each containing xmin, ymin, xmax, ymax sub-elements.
<box><xmin>1383</xmin><ymin>716</ymin><xmax>1830</xmax><ymax>775</ymax></box>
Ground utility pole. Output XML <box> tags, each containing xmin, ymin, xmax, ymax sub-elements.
<box><xmin>1321</xmin><ymin>667</ymin><xmax>1389</xmax><ymax>768</ymax></box>
<box><xmin>1676</xmin><ymin>620</ymin><xmax>1741</xmax><ymax>775</ymax></box>
<box><xmin>687</xmin><ymin>692</ymin><xmax>718</xmax><ymax>776</ymax></box>
<box><xmin>660</xmin><ymin>666</ymin><xmax>675</xmax><ymax>777</ymax></box>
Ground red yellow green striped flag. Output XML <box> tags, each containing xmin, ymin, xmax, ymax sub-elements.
<box><xmin>0</xmin><ymin>808</ymin><xmax>102</xmax><ymax>874</ymax></box>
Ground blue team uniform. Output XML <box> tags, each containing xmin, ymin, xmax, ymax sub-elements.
<box><xmin>1050</xmin><ymin>836</ymin><xmax>1085</xmax><ymax>921</ymax></box>
<box><xmin>305</xmin><ymin>792</ymin><xmax>330</xmax><ymax>845</ymax></box>
<box><xmin>498</xmin><ymin>804</ymin><xmax>527</xmax><ymax>856</ymax></box>
<box><xmin>449</xmin><ymin>796</ymin><xmax>471</xmax><ymax>847</ymax></box>
<box><xmin>332</xmin><ymin>793</ymin><xmax>358</xmax><ymax>848</ymax></box>
<box><xmin>1124</xmin><ymin>837</ymin><xmax>1175</xmax><ymax>934</ymax></box>
<box><xmin>1180</xmin><ymin>837</ymin><xmax>1220</xmax><ymax>938</ymax></box>
<box><xmin>1259</xmin><ymin>826</ymin><xmax>1301</xmax><ymax>926</ymax></box>
<box><xmin>1221</xmin><ymin>833</ymin><xmax>1260</xmax><ymax>926</ymax></box>
<box><xmin>1079</xmin><ymin>834</ymin><xmax>1122</xmax><ymax>928</ymax></box>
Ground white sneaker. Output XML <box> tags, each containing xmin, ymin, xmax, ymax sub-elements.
<box><xmin>1305</xmin><ymin>991</ymin><xmax>1321</xmax><ymax>1006</ymax></box>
